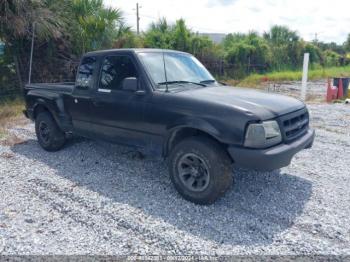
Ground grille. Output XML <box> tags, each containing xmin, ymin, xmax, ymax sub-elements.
<box><xmin>280</xmin><ymin>108</ymin><xmax>309</xmax><ymax>142</ymax></box>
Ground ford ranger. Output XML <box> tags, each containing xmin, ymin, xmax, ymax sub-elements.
<box><xmin>24</xmin><ymin>48</ymin><xmax>315</xmax><ymax>204</ymax></box>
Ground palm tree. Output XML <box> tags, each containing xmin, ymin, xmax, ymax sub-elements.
<box><xmin>0</xmin><ymin>0</ymin><xmax>123</xmax><ymax>87</ymax></box>
<box><xmin>144</xmin><ymin>18</ymin><xmax>176</xmax><ymax>49</ymax></box>
<box><xmin>0</xmin><ymin>0</ymin><xmax>63</xmax><ymax>88</ymax></box>
<box><xmin>263</xmin><ymin>25</ymin><xmax>299</xmax><ymax>45</ymax></box>
<box><xmin>113</xmin><ymin>22</ymin><xmax>141</xmax><ymax>48</ymax></box>
<box><xmin>263</xmin><ymin>25</ymin><xmax>302</xmax><ymax>70</ymax></box>
<box><xmin>70</xmin><ymin>0</ymin><xmax>122</xmax><ymax>53</ymax></box>
<box><xmin>0</xmin><ymin>0</ymin><xmax>63</xmax><ymax>42</ymax></box>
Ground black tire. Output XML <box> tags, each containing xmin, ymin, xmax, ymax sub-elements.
<box><xmin>35</xmin><ymin>111</ymin><xmax>66</xmax><ymax>151</ymax></box>
<box><xmin>168</xmin><ymin>136</ymin><xmax>233</xmax><ymax>205</ymax></box>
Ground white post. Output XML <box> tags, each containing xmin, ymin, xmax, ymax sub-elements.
<box><xmin>301</xmin><ymin>53</ymin><xmax>309</xmax><ymax>101</ymax></box>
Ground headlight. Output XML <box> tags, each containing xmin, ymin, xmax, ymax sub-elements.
<box><xmin>244</xmin><ymin>120</ymin><xmax>282</xmax><ymax>148</ymax></box>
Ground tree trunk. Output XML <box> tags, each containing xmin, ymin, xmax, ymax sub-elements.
<box><xmin>13</xmin><ymin>55</ymin><xmax>23</xmax><ymax>90</ymax></box>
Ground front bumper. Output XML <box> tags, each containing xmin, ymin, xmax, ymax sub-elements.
<box><xmin>227</xmin><ymin>129</ymin><xmax>315</xmax><ymax>171</ymax></box>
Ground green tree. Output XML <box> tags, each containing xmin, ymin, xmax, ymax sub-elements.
<box><xmin>190</xmin><ymin>34</ymin><xmax>218</xmax><ymax>58</ymax></box>
<box><xmin>143</xmin><ymin>18</ymin><xmax>223</xmax><ymax>76</ymax></box>
<box><xmin>0</xmin><ymin>0</ymin><xmax>62</xmax><ymax>41</ymax></box>
<box><xmin>344</xmin><ymin>34</ymin><xmax>350</xmax><ymax>52</ymax></box>
<box><xmin>0</xmin><ymin>0</ymin><xmax>63</xmax><ymax>87</ymax></box>
<box><xmin>0</xmin><ymin>0</ymin><xmax>128</xmax><ymax>87</ymax></box>
<box><xmin>113</xmin><ymin>22</ymin><xmax>143</xmax><ymax>48</ymax></box>
<box><xmin>143</xmin><ymin>18</ymin><xmax>174</xmax><ymax>49</ymax></box>
<box><xmin>304</xmin><ymin>43</ymin><xmax>323</xmax><ymax>65</ymax></box>
<box><xmin>263</xmin><ymin>25</ymin><xmax>299</xmax><ymax>45</ymax></box>
<box><xmin>172</xmin><ymin>19</ymin><xmax>191</xmax><ymax>51</ymax></box>
<box><xmin>70</xmin><ymin>0</ymin><xmax>122</xmax><ymax>54</ymax></box>
<box><xmin>222</xmin><ymin>33</ymin><xmax>246</xmax><ymax>50</ymax></box>
<box><xmin>264</xmin><ymin>25</ymin><xmax>303</xmax><ymax>70</ymax></box>
<box><xmin>323</xmin><ymin>50</ymin><xmax>341</xmax><ymax>67</ymax></box>
<box><xmin>223</xmin><ymin>32</ymin><xmax>271</xmax><ymax>76</ymax></box>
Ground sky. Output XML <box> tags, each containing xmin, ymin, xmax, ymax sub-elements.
<box><xmin>104</xmin><ymin>0</ymin><xmax>350</xmax><ymax>44</ymax></box>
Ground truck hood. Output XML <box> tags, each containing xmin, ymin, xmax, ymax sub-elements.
<box><xmin>177</xmin><ymin>86</ymin><xmax>305</xmax><ymax>119</ymax></box>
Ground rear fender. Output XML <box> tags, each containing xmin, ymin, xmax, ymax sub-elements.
<box><xmin>32</xmin><ymin>96</ymin><xmax>69</xmax><ymax>132</ymax></box>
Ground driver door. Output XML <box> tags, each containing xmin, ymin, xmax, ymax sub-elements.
<box><xmin>89</xmin><ymin>55</ymin><xmax>147</xmax><ymax>147</ymax></box>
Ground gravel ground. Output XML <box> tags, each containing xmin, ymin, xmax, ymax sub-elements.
<box><xmin>262</xmin><ymin>80</ymin><xmax>329</xmax><ymax>101</ymax></box>
<box><xmin>0</xmin><ymin>103</ymin><xmax>349</xmax><ymax>255</ymax></box>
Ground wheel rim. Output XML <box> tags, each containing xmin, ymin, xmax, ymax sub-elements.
<box><xmin>177</xmin><ymin>153</ymin><xmax>210</xmax><ymax>192</ymax></box>
<box><xmin>39</xmin><ymin>121</ymin><xmax>50</xmax><ymax>143</ymax></box>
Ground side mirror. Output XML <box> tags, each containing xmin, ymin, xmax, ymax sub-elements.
<box><xmin>122</xmin><ymin>77</ymin><xmax>138</xmax><ymax>92</ymax></box>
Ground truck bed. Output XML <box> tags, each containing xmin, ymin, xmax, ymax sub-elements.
<box><xmin>25</xmin><ymin>82</ymin><xmax>75</xmax><ymax>94</ymax></box>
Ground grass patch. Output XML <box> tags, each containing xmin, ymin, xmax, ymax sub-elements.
<box><xmin>0</xmin><ymin>98</ymin><xmax>24</xmax><ymax>139</ymax></box>
<box><xmin>237</xmin><ymin>65</ymin><xmax>350</xmax><ymax>87</ymax></box>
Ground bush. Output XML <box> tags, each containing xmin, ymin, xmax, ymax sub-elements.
<box><xmin>324</xmin><ymin>50</ymin><xmax>341</xmax><ymax>67</ymax></box>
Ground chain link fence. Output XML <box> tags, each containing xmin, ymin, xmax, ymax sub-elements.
<box><xmin>202</xmin><ymin>59</ymin><xmax>268</xmax><ymax>79</ymax></box>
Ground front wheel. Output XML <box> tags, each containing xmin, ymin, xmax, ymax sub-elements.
<box><xmin>35</xmin><ymin>112</ymin><xmax>66</xmax><ymax>151</ymax></box>
<box><xmin>168</xmin><ymin>136</ymin><xmax>233</xmax><ymax>205</ymax></box>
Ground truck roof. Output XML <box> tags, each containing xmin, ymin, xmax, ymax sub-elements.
<box><xmin>84</xmin><ymin>48</ymin><xmax>189</xmax><ymax>57</ymax></box>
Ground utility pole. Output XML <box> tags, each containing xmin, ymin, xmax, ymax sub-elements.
<box><xmin>28</xmin><ymin>22</ymin><xmax>35</xmax><ymax>84</ymax></box>
<box><xmin>136</xmin><ymin>3</ymin><xmax>140</xmax><ymax>35</ymax></box>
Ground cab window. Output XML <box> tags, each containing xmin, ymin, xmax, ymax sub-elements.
<box><xmin>99</xmin><ymin>56</ymin><xmax>138</xmax><ymax>91</ymax></box>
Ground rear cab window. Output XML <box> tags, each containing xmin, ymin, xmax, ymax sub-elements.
<box><xmin>75</xmin><ymin>56</ymin><xmax>97</xmax><ymax>91</ymax></box>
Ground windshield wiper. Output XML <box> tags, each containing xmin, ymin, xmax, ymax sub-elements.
<box><xmin>158</xmin><ymin>81</ymin><xmax>206</xmax><ymax>87</ymax></box>
<box><xmin>200</xmin><ymin>79</ymin><xmax>216</xmax><ymax>84</ymax></box>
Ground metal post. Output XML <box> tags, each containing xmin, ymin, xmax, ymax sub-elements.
<box><xmin>301</xmin><ymin>53</ymin><xmax>309</xmax><ymax>101</ymax></box>
<box><xmin>28</xmin><ymin>22</ymin><xmax>35</xmax><ymax>84</ymax></box>
<box><xmin>136</xmin><ymin>3</ymin><xmax>140</xmax><ymax>35</ymax></box>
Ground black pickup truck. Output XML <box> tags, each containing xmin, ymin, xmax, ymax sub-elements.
<box><xmin>24</xmin><ymin>48</ymin><xmax>315</xmax><ymax>204</ymax></box>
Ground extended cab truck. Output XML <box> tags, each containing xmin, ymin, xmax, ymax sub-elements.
<box><xmin>24</xmin><ymin>49</ymin><xmax>315</xmax><ymax>204</ymax></box>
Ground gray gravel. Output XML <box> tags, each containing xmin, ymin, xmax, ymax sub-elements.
<box><xmin>0</xmin><ymin>103</ymin><xmax>349</xmax><ymax>255</ymax></box>
<box><xmin>262</xmin><ymin>80</ymin><xmax>328</xmax><ymax>101</ymax></box>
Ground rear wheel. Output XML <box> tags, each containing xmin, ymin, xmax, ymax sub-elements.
<box><xmin>168</xmin><ymin>136</ymin><xmax>233</xmax><ymax>205</ymax></box>
<box><xmin>35</xmin><ymin>111</ymin><xmax>66</xmax><ymax>151</ymax></box>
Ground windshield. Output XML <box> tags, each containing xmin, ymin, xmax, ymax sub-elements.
<box><xmin>137</xmin><ymin>52</ymin><xmax>215</xmax><ymax>90</ymax></box>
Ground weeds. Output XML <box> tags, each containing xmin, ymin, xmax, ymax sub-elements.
<box><xmin>0</xmin><ymin>98</ymin><xmax>25</xmax><ymax>139</ymax></box>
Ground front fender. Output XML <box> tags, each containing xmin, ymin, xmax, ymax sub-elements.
<box><xmin>166</xmin><ymin>116</ymin><xmax>222</xmax><ymax>140</ymax></box>
<box><xmin>163</xmin><ymin>117</ymin><xmax>225</xmax><ymax>156</ymax></box>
